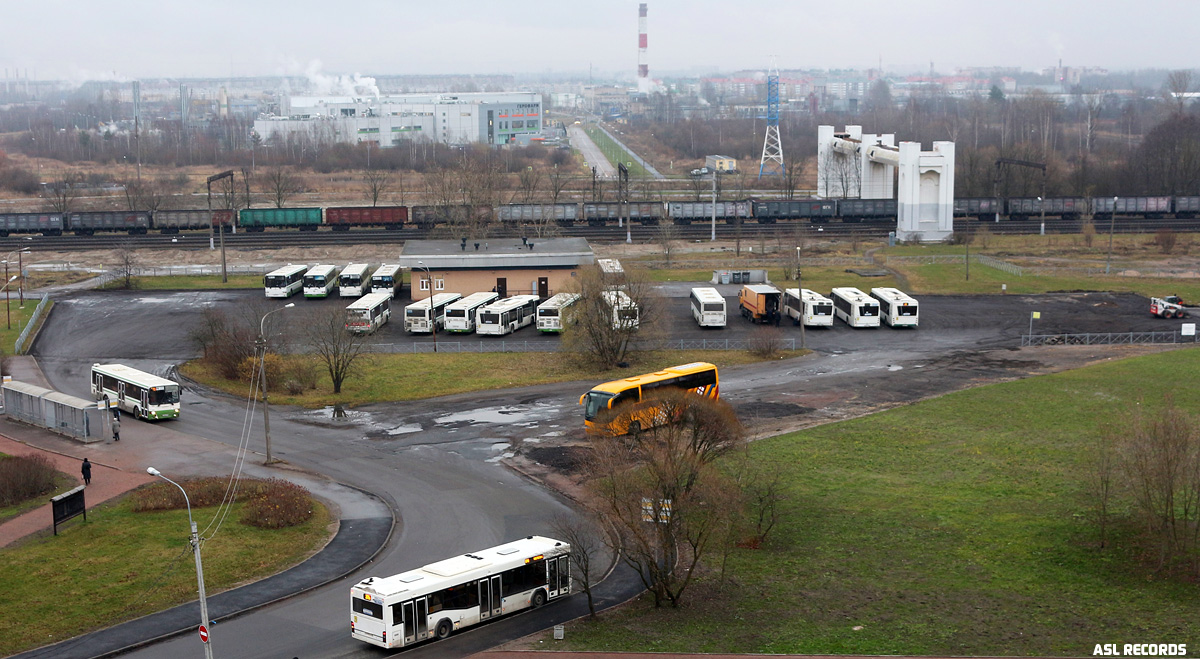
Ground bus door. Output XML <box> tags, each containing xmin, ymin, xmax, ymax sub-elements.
<box><xmin>556</xmin><ymin>555</ymin><xmax>570</xmax><ymax>596</ymax></box>
<box><xmin>548</xmin><ymin>556</ymin><xmax>559</xmax><ymax>597</ymax></box>
<box><xmin>93</xmin><ymin>372</ymin><xmax>103</xmax><ymax>397</ymax></box>
<box><xmin>537</xmin><ymin>277</ymin><xmax>548</xmax><ymax>298</ymax></box>
<box><xmin>478</xmin><ymin>577</ymin><xmax>498</xmax><ymax>620</ymax></box>
<box><xmin>402</xmin><ymin>600</ymin><xmax>416</xmax><ymax>645</ymax></box>
<box><xmin>489</xmin><ymin>575</ymin><xmax>501</xmax><ymax>616</ymax></box>
<box><xmin>117</xmin><ymin>381</ymin><xmax>126</xmax><ymax>406</ymax></box>
<box><xmin>495</xmin><ymin>277</ymin><xmax>507</xmax><ymax>298</ymax></box>
<box><xmin>404</xmin><ymin>597</ymin><xmax>428</xmax><ymax>642</ymax></box>
<box><xmin>140</xmin><ymin>388</ymin><xmax>150</xmax><ymax>414</ymax></box>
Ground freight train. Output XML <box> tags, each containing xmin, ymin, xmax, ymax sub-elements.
<box><xmin>2</xmin><ymin>195</ymin><xmax>1198</xmax><ymax>237</ymax></box>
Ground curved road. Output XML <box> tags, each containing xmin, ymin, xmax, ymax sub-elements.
<box><xmin>26</xmin><ymin>286</ymin><xmax>1177</xmax><ymax>658</ymax></box>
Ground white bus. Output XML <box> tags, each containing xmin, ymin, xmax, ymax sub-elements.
<box><xmin>339</xmin><ymin>263</ymin><xmax>371</xmax><ymax>298</ymax></box>
<box><xmin>444</xmin><ymin>292</ymin><xmax>500</xmax><ymax>333</ymax></box>
<box><xmin>371</xmin><ymin>264</ymin><xmax>403</xmax><ymax>298</ymax></box>
<box><xmin>537</xmin><ymin>293</ymin><xmax>581</xmax><ymax>333</ymax></box>
<box><xmin>602</xmin><ymin>290</ymin><xmax>639</xmax><ymax>330</ymax></box>
<box><xmin>689</xmin><ymin>287</ymin><xmax>726</xmax><ymax>328</ymax></box>
<box><xmin>350</xmin><ymin>535</ymin><xmax>572</xmax><ymax>649</ymax></box>
<box><xmin>830</xmin><ymin>287</ymin><xmax>881</xmax><ymax>328</ymax></box>
<box><xmin>345</xmin><ymin>292</ymin><xmax>392</xmax><ymax>334</ymax></box>
<box><xmin>476</xmin><ymin>295</ymin><xmax>540</xmax><ymax>336</ymax></box>
<box><xmin>264</xmin><ymin>264</ymin><xmax>306</xmax><ymax>298</ymax></box>
<box><xmin>405</xmin><ymin>293</ymin><xmax>462</xmax><ymax>333</ymax></box>
<box><xmin>783</xmin><ymin>288</ymin><xmax>835</xmax><ymax>327</ymax></box>
<box><xmin>303</xmin><ymin>264</ymin><xmax>340</xmax><ymax>298</ymax></box>
<box><xmin>871</xmin><ymin>287</ymin><xmax>919</xmax><ymax>328</ymax></box>
<box><xmin>90</xmin><ymin>363</ymin><xmax>181</xmax><ymax>421</ymax></box>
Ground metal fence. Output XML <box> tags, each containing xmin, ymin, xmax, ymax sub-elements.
<box><xmin>885</xmin><ymin>255</ymin><xmax>966</xmax><ymax>265</ymax></box>
<box><xmin>14</xmin><ymin>293</ymin><xmax>49</xmax><ymax>354</ymax></box>
<box><xmin>369</xmin><ymin>337</ymin><xmax>798</xmax><ymax>354</ymax></box>
<box><xmin>1022</xmin><ymin>331</ymin><xmax>1197</xmax><ymax>347</ymax></box>
<box><xmin>95</xmin><ymin>264</ymin><xmax>275</xmax><ymax>288</ymax></box>
<box><xmin>973</xmin><ymin>255</ymin><xmax>1025</xmax><ymax>276</ymax></box>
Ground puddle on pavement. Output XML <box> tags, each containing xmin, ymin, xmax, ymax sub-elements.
<box><xmin>887</xmin><ymin>364</ymin><xmax>903</xmax><ymax>371</ymax></box>
<box><xmin>386</xmin><ymin>424</ymin><xmax>422</xmax><ymax>435</ymax></box>
<box><xmin>434</xmin><ymin>403</ymin><xmax>553</xmax><ymax>426</ymax></box>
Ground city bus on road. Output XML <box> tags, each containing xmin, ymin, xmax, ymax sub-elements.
<box><xmin>536</xmin><ymin>293</ymin><xmax>581</xmax><ymax>333</ymax></box>
<box><xmin>476</xmin><ymin>295</ymin><xmax>540</xmax><ymax>336</ymax></box>
<box><xmin>339</xmin><ymin>263</ymin><xmax>371</xmax><ymax>298</ymax></box>
<box><xmin>90</xmin><ymin>363</ymin><xmax>181</xmax><ymax>421</ymax></box>
<box><xmin>830</xmin><ymin>287</ymin><xmax>880</xmax><ymax>328</ymax></box>
<box><xmin>783</xmin><ymin>288</ymin><xmax>834</xmax><ymax>327</ymax></box>
<box><xmin>580</xmin><ymin>362</ymin><xmax>719</xmax><ymax>435</ymax></box>
<box><xmin>345</xmin><ymin>292</ymin><xmax>392</xmax><ymax>334</ymax></box>
<box><xmin>351</xmin><ymin>535</ymin><xmax>571</xmax><ymax>649</ymax></box>
<box><xmin>264</xmin><ymin>264</ymin><xmax>306</xmax><ymax>298</ymax></box>
<box><xmin>444</xmin><ymin>292</ymin><xmax>500</xmax><ymax>333</ymax></box>
<box><xmin>303</xmin><ymin>264</ymin><xmax>340</xmax><ymax>298</ymax></box>
<box><xmin>689</xmin><ymin>287</ymin><xmax>726</xmax><ymax>328</ymax></box>
<box><xmin>405</xmin><ymin>293</ymin><xmax>461</xmax><ymax>333</ymax></box>
<box><xmin>870</xmin><ymin>287</ymin><xmax>919</xmax><ymax>328</ymax></box>
<box><xmin>371</xmin><ymin>264</ymin><xmax>402</xmax><ymax>298</ymax></box>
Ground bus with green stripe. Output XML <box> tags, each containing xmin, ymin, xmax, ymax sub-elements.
<box><xmin>90</xmin><ymin>363</ymin><xmax>181</xmax><ymax>420</ymax></box>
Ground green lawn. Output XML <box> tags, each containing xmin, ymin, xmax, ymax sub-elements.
<box><xmin>182</xmin><ymin>349</ymin><xmax>803</xmax><ymax>409</ymax></box>
<box><xmin>0</xmin><ymin>494</ymin><xmax>330</xmax><ymax>656</ymax></box>
<box><xmin>584</xmin><ymin>126</ymin><xmax>652</xmax><ymax>178</ymax></box>
<box><xmin>547</xmin><ymin>347</ymin><xmax>1200</xmax><ymax>656</ymax></box>
<box><xmin>106</xmin><ymin>274</ymin><xmax>263</xmax><ymax>290</ymax></box>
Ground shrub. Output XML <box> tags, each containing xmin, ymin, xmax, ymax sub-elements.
<box><xmin>237</xmin><ymin>352</ymin><xmax>284</xmax><ymax>387</ymax></box>
<box><xmin>1081</xmin><ymin>220</ymin><xmax>1096</xmax><ymax>248</ymax></box>
<box><xmin>0</xmin><ymin>167</ymin><xmax>41</xmax><ymax>194</ymax></box>
<box><xmin>0</xmin><ymin>454</ymin><xmax>59</xmax><ymax>506</ymax></box>
<box><xmin>241</xmin><ymin>478</ymin><xmax>313</xmax><ymax>529</ymax></box>
<box><xmin>284</xmin><ymin>357</ymin><xmax>321</xmax><ymax>391</ymax></box>
<box><xmin>131</xmin><ymin>476</ymin><xmax>231</xmax><ymax>512</ymax></box>
<box><xmin>1154</xmin><ymin>228</ymin><xmax>1177</xmax><ymax>254</ymax></box>
<box><xmin>745</xmin><ymin>326</ymin><xmax>785</xmax><ymax>358</ymax></box>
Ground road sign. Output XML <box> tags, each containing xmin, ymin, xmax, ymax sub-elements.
<box><xmin>199</xmin><ymin>625</ymin><xmax>209</xmax><ymax>643</ymax></box>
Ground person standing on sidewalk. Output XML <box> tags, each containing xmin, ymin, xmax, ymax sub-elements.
<box><xmin>81</xmin><ymin>458</ymin><xmax>92</xmax><ymax>485</ymax></box>
<box><xmin>112</xmin><ymin>414</ymin><xmax>120</xmax><ymax>442</ymax></box>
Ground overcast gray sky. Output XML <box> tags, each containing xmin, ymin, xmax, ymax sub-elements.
<box><xmin>2</xmin><ymin>0</ymin><xmax>1194</xmax><ymax>82</ymax></box>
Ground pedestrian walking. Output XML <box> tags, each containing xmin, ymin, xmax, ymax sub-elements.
<box><xmin>81</xmin><ymin>458</ymin><xmax>92</xmax><ymax>485</ymax></box>
<box><xmin>112</xmin><ymin>414</ymin><xmax>121</xmax><ymax>442</ymax></box>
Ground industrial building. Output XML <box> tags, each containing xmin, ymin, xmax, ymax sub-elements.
<box><xmin>396</xmin><ymin>238</ymin><xmax>594</xmax><ymax>300</ymax></box>
<box><xmin>253</xmin><ymin>92</ymin><xmax>543</xmax><ymax>148</ymax></box>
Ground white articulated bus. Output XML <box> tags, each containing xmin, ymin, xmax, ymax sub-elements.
<box><xmin>537</xmin><ymin>293</ymin><xmax>581</xmax><ymax>333</ymax></box>
<box><xmin>404</xmin><ymin>293</ymin><xmax>461</xmax><ymax>333</ymax></box>
<box><xmin>830</xmin><ymin>287</ymin><xmax>881</xmax><ymax>328</ymax></box>
<box><xmin>339</xmin><ymin>263</ymin><xmax>371</xmax><ymax>298</ymax></box>
<box><xmin>783</xmin><ymin>288</ymin><xmax>835</xmax><ymax>327</ymax></box>
<box><xmin>350</xmin><ymin>535</ymin><xmax>572</xmax><ymax>649</ymax></box>
<box><xmin>689</xmin><ymin>287</ymin><xmax>726</xmax><ymax>328</ymax></box>
<box><xmin>602</xmin><ymin>290</ymin><xmax>639</xmax><ymax>330</ymax></box>
<box><xmin>871</xmin><ymin>287</ymin><xmax>919</xmax><ymax>328</ymax></box>
<box><xmin>90</xmin><ymin>363</ymin><xmax>181</xmax><ymax>420</ymax></box>
<box><xmin>444</xmin><ymin>292</ymin><xmax>500</xmax><ymax>333</ymax></box>
<box><xmin>264</xmin><ymin>264</ymin><xmax>306</xmax><ymax>298</ymax></box>
<box><xmin>345</xmin><ymin>293</ymin><xmax>392</xmax><ymax>334</ymax></box>
<box><xmin>476</xmin><ymin>295</ymin><xmax>540</xmax><ymax>336</ymax></box>
<box><xmin>371</xmin><ymin>264</ymin><xmax>403</xmax><ymax>298</ymax></box>
<box><xmin>303</xmin><ymin>264</ymin><xmax>340</xmax><ymax>298</ymax></box>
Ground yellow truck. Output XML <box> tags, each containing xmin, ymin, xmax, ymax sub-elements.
<box><xmin>738</xmin><ymin>284</ymin><xmax>782</xmax><ymax>325</ymax></box>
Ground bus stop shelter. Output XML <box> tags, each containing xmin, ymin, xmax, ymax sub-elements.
<box><xmin>2</xmin><ymin>380</ymin><xmax>105</xmax><ymax>443</ymax></box>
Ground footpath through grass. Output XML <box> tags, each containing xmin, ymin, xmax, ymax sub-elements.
<box><xmin>182</xmin><ymin>349</ymin><xmax>801</xmax><ymax>408</ymax></box>
<box><xmin>550</xmin><ymin>347</ymin><xmax>1200</xmax><ymax>656</ymax></box>
<box><xmin>0</xmin><ymin>495</ymin><xmax>330</xmax><ymax>656</ymax></box>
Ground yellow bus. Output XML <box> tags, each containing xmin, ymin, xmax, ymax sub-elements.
<box><xmin>579</xmin><ymin>362</ymin><xmax>719</xmax><ymax>435</ymax></box>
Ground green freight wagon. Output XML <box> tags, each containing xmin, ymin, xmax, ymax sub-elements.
<box><xmin>237</xmin><ymin>207</ymin><xmax>323</xmax><ymax>231</ymax></box>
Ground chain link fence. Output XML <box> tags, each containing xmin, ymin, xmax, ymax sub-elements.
<box><xmin>14</xmin><ymin>294</ymin><xmax>49</xmax><ymax>354</ymax></box>
<box><xmin>1022</xmin><ymin>331</ymin><xmax>1197</xmax><ymax>347</ymax></box>
<box><xmin>368</xmin><ymin>337</ymin><xmax>797</xmax><ymax>354</ymax></box>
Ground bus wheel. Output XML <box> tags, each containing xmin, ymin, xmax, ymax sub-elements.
<box><xmin>435</xmin><ymin>619</ymin><xmax>453</xmax><ymax>640</ymax></box>
<box><xmin>531</xmin><ymin>589</ymin><xmax>547</xmax><ymax>608</ymax></box>
<box><xmin>133</xmin><ymin>407</ymin><xmax>142</xmax><ymax>420</ymax></box>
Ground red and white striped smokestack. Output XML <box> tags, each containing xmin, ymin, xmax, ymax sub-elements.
<box><xmin>638</xmin><ymin>3</ymin><xmax>649</xmax><ymax>86</ymax></box>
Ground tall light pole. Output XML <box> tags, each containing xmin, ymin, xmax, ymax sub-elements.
<box><xmin>146</xmin><ymin>467</ymin><xmax>214</xmax><ymax>659</ymax></box>
<box><xmin>710</xmin><ymin>169</ymin><xmax>717</xmax><ymax>242</ymax></box>
<box><xmin>258</xmin><ymin>303</ymin><xmax>294</xmax><ymax>464</ymax></box>
<box><xmin>17</xmin><ymin>247</ymin><xmax>28</xmax><ymax>307</ymax></box>
<box><xmin>1106</xmin><ymin>196</ymin><xmax>1117</xmax><ymax>275</ymax></box>
<box><xmin>417</xmin><ymin>261</ymin><xmax>437</xmax><ymax>353</ymax></box>
<box><xmin>1037</xmin><ymin>196</ymin><xmax>1046</xmax><ymax>237</ymax></box>
<box><xmin>796</xmin><ymin>247</ymin><xmax>806</xmax><ymax>350</ymax></box>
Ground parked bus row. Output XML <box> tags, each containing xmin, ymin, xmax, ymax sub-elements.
<box><xmin>265</xmin><ymin>263</ymin><xmax>404</xmax><ymax>299</ymax></box>
<box><xmin>717</xmin><ymin>284</ymin><xmax>918</xmax><ymax>329</ymax></box>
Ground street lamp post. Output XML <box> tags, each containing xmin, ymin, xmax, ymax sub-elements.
<box><xmin>1037</xmin><ymin>196</ymin><xmax>1046</xmax><ymax>237</ymax></box>
<box><xmin>258</xmin><ymin>303</ymin><xmax>294</xmax><ymax>464</ymax></box>
<box><xmin>417</xmin><ymin>261</ymin><xmax>437</xmax><ymax>353</ymax></box>
<box><xmin>1106</xmin><ymin>196</ymin><xmax>1117</xmax><ymax>275</ymax></box>
<box><xmin>795</xmin><ymin>247</ymin><xmax>806</xmax><ymax>350</ymax></box>
<box><xmin>0</xmin><ymin>266</ymin><xmax>16</xmax><ymax>329</ymax></box>
<box><xmin>17</xmin><ymin>248</ymin><xmax>28</xmax><ymax>308</ymax></box>
<box><xmin>146</xmin><ymin>467</ymin><xmax>214</xmax><ymax>659</ymax></box>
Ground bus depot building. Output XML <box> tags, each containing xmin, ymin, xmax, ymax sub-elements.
<box><xmin>396</xmin><ymin>238</ymin><xmax>594</xmax><ymax>300</ymax></box>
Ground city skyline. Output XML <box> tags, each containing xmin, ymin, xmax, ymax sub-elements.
<box><xmin>3</xmin><ymin>0</ymin><xmax>1196</xmax><ymax>83</ymax></box>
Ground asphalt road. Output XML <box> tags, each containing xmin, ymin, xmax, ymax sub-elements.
<box><xmin>26</xmin><ymin>285</ymin><xmax>1188</xmax><ymax>658</ymax></box>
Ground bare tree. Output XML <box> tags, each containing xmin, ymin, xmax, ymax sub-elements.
<box><xmin>657</xmin><ymin>220</ymin><xmax>679</xmax><ymax>268</ymax></box>
<box><xmin>562</xmin><ymin>265</ymin><xmax>662</xmax><ymax>369</ymax></box>
<box><xmin>43</xmin><ymin>173</ymin><xmax>83</xmax><ymax>213</ymax></box>
<box><xmin>121</xmin><ymin>177</ymin><xmax>168</xmax><ymax>212</ymax></box>
<box><xmin>361</xmin><ymin>169</ymin><xmax>393</xmax><ymax>207</ymax></box>
<box><xmin>114</xmin><ymin>241</ymin><xmax>138</xmax><ymax>290</ymax></box>
<box><xmin>303</xmin><ymin>307</ymin><xmax>373</xmax><ymax>394</ymax></box>
<box><xmin>516</xmin><ymin>166</ymin><xmax>542</xmax><ymax>204</ymax></box>
<box><xmin>261</xmin><ymin>166</ymin><xmax>303</xmax><ymax>208</ymax></box>
<box><xmin>1164</xmin><ymin>70</ymin><xmax>1195</xmax><ymax>116</ymax></box>
<box><xmin>548</xmin><ymin>164</ymin><xmax>569</xmax><ymax>205</ymax></box>
<box><xmin>585</xmin><ymin>391</ymin><xmax>746</xmax><ymax>607</ymax></box>
<box><xmin>781</xmin><ymin>152</ymin><xmax>805</xmax><ymax>200</ymax></box>
<box><xmin>1089</xmin><ymin>430</ymin><xmax>1119</xmax><ymax>550</ymax></box>
<box><xmin>549</xmin><ymin>513</ymin><xmax>603</xmax><ymax>617</ymax></box>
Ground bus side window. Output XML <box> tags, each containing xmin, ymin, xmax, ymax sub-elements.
<box><xmin>612</xmin><ymin>389</ymin><xmax>638</xmax><ymax>409</ymax></box>
<box><xmin>391</xmin><ymin>603</ymin><xmax>402</xmax><ymax>626</ymax></box>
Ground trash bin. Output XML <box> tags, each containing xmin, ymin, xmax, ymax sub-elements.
<box><xmin>740</xmin><ymin>271</ymin><xmax>751</xmax><ymax>283</ymax></box>
<box><xmin>720</xmin><ymin>271</ymin><xmax>731</xmax><ymax>284</ymax></box>
<box><xmin>731</xmin><ymin>271</ymin><xmax>743</xmax><ymax>284</ymax></box>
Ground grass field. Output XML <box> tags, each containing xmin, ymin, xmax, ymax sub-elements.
<box><xmin>101</xmin><ymin>274</ymin><xmax>263</xmax><ymax>290</ymax></box>
<box><xmin>0</xmin><ymin>454</ymin><xmax>77</xmax><ymax>525</ymax></box>
<box><xmin>181</xmin><ymin>349</ymin><xmax>802</xmax><ymax>408</ymax></box>
<box><xmin>547</xmin><ymin>347</ymin><xmax>1200</xmax><ymax>656</ymax></box>
<box><xmin>0</xmin><ymin>494</ymin><xmax>330</xmax><ymax>656</ymax></box>
<box><xmin>584</xmin><ymin>126</ymin><xmax>653</xmax><ymax>178</ymax></box>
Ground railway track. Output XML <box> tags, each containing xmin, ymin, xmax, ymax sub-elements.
<box><xmin>0</xmin><ymin>217</ymin><xmax>1195</xmax><ymax>252</ymax></box>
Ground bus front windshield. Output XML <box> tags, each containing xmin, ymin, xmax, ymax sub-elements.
<box><xmin>149</xmin><ymin>387</ymin><xmax>181</xmax><ymax>406</ymax></box>
<box><xmin>582</xmin><ymin>391</ymin><xmax>615</xmax><ymax>420</ymax></box>
<box><xmin>265</xmin><ymin>275</ymin><xmax>289</xmax><ymax>288</ymax></box>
